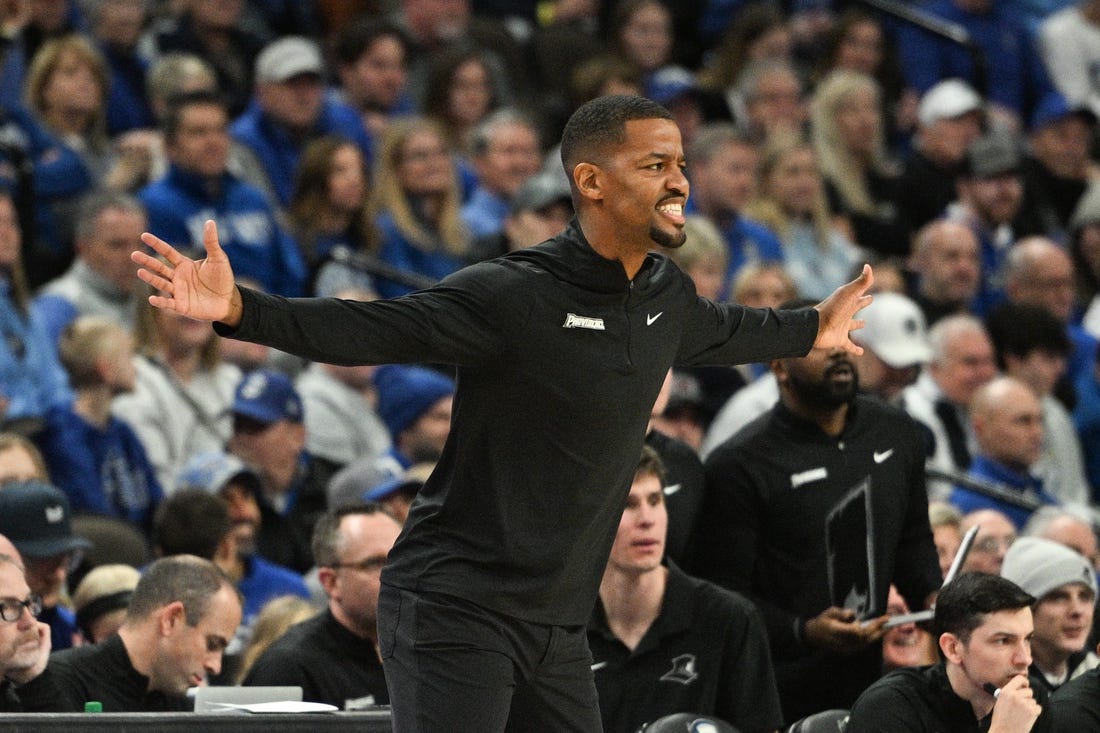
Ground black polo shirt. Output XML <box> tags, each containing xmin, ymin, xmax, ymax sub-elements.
<box><xmin>587</xmin><ymin>563</ymin><xmax>782</xmax><ymax>733</ymax></box>
<box><xmin>16</xmin><ymin>633</ymin><xmax>189</xmax><ymax>712</ymax></box>
<box><xmin>846</xmin><ymin>663</ymin><xmax>1053</xmax><ymax>733</ymax></box>
<box><xmin>1049</xmin><ymin>666</ymin><xmax>1100</xmax><ymax>731</ymax></box>
<box><xmin>243</xmin><ymin>608</ymin><xmax>387</xmax><ymax>710</ymax></box>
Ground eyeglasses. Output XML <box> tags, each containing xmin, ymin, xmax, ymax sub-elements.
<box><xmin>0</xmin><ymin>594</ymin><xmax>42</xmax><ymax>622</ymax></box>
<box><xmin>972</xmin><ymin>535</ymin><xmax>1016</xmax><ymax>554</ymax></box>
<box><xmin>328</xmin><ymin>555</ymin><xmax>388</xmax><ymax>573</ymax></box>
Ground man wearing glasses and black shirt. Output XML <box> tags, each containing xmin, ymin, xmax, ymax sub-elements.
<box><xmin>0</xmin><ymin>481</ymin><xmax>91</xmax><ymax>651</ymax></box>
<box><xmin>242</xmin><ymin>503</ymin><xmax>401</xmax><ymax>710</ymax></box>
<box><xmin>0</xmin><ymin>546</ymin><xmax>50</xmax><ymax>712</ymax></box>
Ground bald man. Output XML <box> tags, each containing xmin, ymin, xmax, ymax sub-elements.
<box><xmin>908</xmin><ymin>219</ymin><xmax>981</xmax><ymax>326</ymax></box>
<box><xmin>1023</xmin><ymin>507</ymin><xmax>1099</xmax><ymax>567</ymax></box>
<box><xmin>952</xmin><ymin>377</ymin><xmax>1061</xmax><ymax>528</ymax></box>
<box><xmin>1004</xmin><ymin>236</ymin><xmax>1098</xmax><ymax>384</ymax></box>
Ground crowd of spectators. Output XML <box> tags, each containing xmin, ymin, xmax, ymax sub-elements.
<box><xmin>5</xmin><ymin>0</ymin><xmax>1100</xmax><ymax>730</ymax></box>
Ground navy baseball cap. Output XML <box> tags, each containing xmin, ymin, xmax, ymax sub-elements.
<box><xmin>647</xmin><ymin>66</ymin><xmax>700</xmax><ymax>106</ymax></box>
<box><xmin>0</xmin><ymin>480</ymin><xmax>92</xmax><ymax>559</ymax></box>
<box><xmin>232</xmin><ymin>369</ymin><xmax>303</xmax><ymax>425</ymax></box>
<box><xmin>1030</xmin><ymin>91</ymin><xmax>1096</xmax><ymax>132</ymax></box>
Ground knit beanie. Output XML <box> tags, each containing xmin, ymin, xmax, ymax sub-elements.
<box><xmin>374</xmin><ymin>365</ymin><xmax>455</xmax><ymax>438</ymax></box>
<box><xmin>1001</xmin><ymin>537</ymin><xmax>1098</xmax><ymax>601</ymax></box>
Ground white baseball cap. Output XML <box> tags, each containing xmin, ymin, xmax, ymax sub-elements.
<box><xmin>917</xmin><ymin>79</ymin><xmax>983</xmax><ymax>128</ymax></box>
<box><xmin>855</xmin><ymin>292</ymin><xmax>932</xmax><ymax>368</ymax></box>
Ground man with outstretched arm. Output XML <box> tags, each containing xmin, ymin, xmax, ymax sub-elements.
<box><xmin>134</xmin><ymin>94</ymin><xmax>873</xmax><ymax>733</ymax></box>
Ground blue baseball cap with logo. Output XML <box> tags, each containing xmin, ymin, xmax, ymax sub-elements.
<box><xmin>232</xmin><ymin>369</ymin><xmax>303</xmax><ymax>425</ymax></box>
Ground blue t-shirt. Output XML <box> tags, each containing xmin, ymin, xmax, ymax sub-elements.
<box><xmin>37</xmin><ymin>405</ymin><xmax>163</xmax><ymax>528</ymax></box>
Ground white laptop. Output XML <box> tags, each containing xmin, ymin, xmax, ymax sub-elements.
<box><xmin>192</xmin><ymin>685</ymin><xmax>304</xmax><ymax>712</ymax></box>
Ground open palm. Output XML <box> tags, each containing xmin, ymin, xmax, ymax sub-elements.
<box><xmin>132</xmin><ymin>219</ymin><xmax>240</xmax><ymax>324</ymax></box>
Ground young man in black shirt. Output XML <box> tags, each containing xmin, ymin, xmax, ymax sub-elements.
<box><xmin>588</xmin><ymin>446</ymin><xmax>782</xmax><ymax>733</ymax></box>
<box><xmin>133</xmin><ymin>94</ymin><xmax>875</xmax><ymax>732</ymax></box>
<box><xmin>847</xmin><ymin>572</ymin><xmax>1051</xmax><ymax>733</ymax></box>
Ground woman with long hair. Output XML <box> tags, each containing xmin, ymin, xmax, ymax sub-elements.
<box><xmin>25</xmin><ymin>34</ymin><xmax>111</xmax><ymax>177</ymax></box>
<box><xmin>745</xmin><ymin>132</ymin><xmax>863</xmax><ymax>300</ymax></box>
<box><xmin>0</xmin><ymin>190</ymin><xmax>70</xmax><ymax>434</ymax></box>
<box><xmin>608</xmin><ymin>0</ymin><xmax>676</xmax><ymax>83</ymax></box>
<box><xmin>812</xmin><ymin>9</ymin><xmax>917</xmax><ymax>146</ymax></box>
<box><xmin>421</xmin><ymin>46</ymin><xmax>502</xmax><ymax>157</ymax></box>
<box><xmin>288</xmin><ymin>136</ymin><xmax>379</xmax><ymax>297</ymax></box>
<box><xmin>368</xmin><ymin>117</ymin><xmax>469</xmax><ymax>298</ymax></box>
<box><xmin>697</xmin><ymin>2</ymin><xmax>793</xmax><ymax>113</ymax></box>
<box><xmin>111</xmin><ymin>280</ymin><xmax>241</xmax><ymax>492</ymax></box>
<box><xmin>811</xmin><ymin>70</ymin><xmax>909</xmax><ymax>256</ymax></box>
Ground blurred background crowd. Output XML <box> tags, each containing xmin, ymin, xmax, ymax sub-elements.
<box><xmin>5</xmin><ymin>0</ymin><xmax>1100</xmax><ymax>729</ymax></box>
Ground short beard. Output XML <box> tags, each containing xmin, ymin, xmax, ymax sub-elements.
<box><xmin>788</xmin><ymin>362</ymin><xmax>859</xmax><ymax>411</ymax></box>
<box><xmin>650</xmin><ymin>224</ymin><xmax>686</xmax><ymax>249</ymax></box>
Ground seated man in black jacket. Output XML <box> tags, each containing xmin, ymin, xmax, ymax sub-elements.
<box><xmin>243</xmin><ymin>502</ymin><xmax>400</xmax><ymax>710</ymax></box>
<box><xmin>847</xmin><ymin>572</ymin><xmax>1051</xmax><ymax>733</ymax></box>
<box><xmin>16</xmin><ymin>555</ymin><xmax>241</xmax><ymax>712</ymax></box>
<box><xmin>588</xmin><ymin>446</ymin><xmax>782</xmax><ymax>733</ymax></box>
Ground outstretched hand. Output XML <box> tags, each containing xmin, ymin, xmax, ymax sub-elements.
<box><xmin>132</xmin><ymin>219</ymin><xmax>243</xmax><ymax>327</ymax></box>
<box><xmin>813</xmin><ymin>264</ymin><xmax>874</xmax><ymax>355</ymax></box>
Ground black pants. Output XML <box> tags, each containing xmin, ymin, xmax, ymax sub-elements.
<box><xmin>378</xmin><ymin>584</ymin><xmax>603</xmax><ymax>732</ymax></box>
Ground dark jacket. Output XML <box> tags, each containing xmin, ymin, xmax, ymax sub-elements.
<box><xmin>16</xmin><ymin>633</ymin><xmax>190</xmax><ymax>712</ymax></box>
<box><xmin>217</xmin><ymin>220</ymin><xmax>819</xmax><ymax>625</ymax></box>
<box><xmin>695</xmin><ymin>396</ymin><xmax>941</xmax><ymax>722</ymax></box>
<box><xmin>847</xmin><ymin>663</ymin><xmax>1052</xmax><ymax>732</ymax></box>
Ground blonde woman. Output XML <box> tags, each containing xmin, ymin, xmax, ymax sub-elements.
<box><xmin>811</xmin><ymin>70</ymin><xmax>909</xmax><ymax>256</ymax></box>
<box><xmin>72</xmin><ymin>564</ymin><xmax>142</xmax><ymax>643</ymax></box>
<box><xmin>368</xmin><ymin>117</ymin><xmax>470</xmax><ymax>298</ymax></box>
<box><xmin>25</xmin><ymin>34</ymin><xmax>111</xmax><ymax>176</ymax></box>
<box><xmin>745</xmin><ymin>132</ymin><xmax>863</xmax><ymax>300</ymax></box>
<box><xmin>667</xmin><ymin>215</ymin><xmax>729</xmax><ymax>301</ymax></box>
<box><xmin>111</xmin><ymin>282</ymin><xmax>240</xmax><ymax>491</ymax></box>
<box><xmin>235</xmin><ymin>595</ymin><xmax>319</xmax><ymax>683</ymax></box>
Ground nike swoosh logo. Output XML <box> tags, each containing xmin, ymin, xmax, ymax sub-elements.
<box><xmin>647</xmin><ymin>312</ymin><xmax>663</xmax><ymax>326</ymax></box>
<box><xmin>874</xmin><ymin>449</ymin><xmax>894</xmax><ymax>464</ymax></box>
<box><xmin>590</xmin><ymin>661</ymin><xmax>608</xmax><ymax>671</ymax></box>
<box><xmin>663</xmin><ymin>483</ymin><xmax>682</xmax><ymax>496</ymax></box>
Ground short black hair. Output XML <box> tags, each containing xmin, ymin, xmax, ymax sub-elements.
<box><xmin>162</xmin><ymin>89</ymin><xmax>226</xmax><ymax>143</ymax></box>
<box><xmin>127</xmin><ymin>555</ymin><xmax>232</xmax><ymax>626</ymax></box>
<box><xmin>332</xmin><ymin>19</ymin><xmax>409</xmax><ymax>67</ymax></box>
<box><xmin>152</xmin><ymin>488</ymin><xmax>231</xmax><ymax>561</ymax></box>
<box><xmin>985</xmin><ymin>302</ymin><xmax>1071</xmax><ymax>367</ymax></box>
<box><xmin>560</xmin><ymin>94</ymin><xmax>673</xmax><ymax>173</ymax></box>
<box><xmin>935</xmin><ymin>572</ymin><xmax>1035</xmax><ymax>642</ymax></box>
